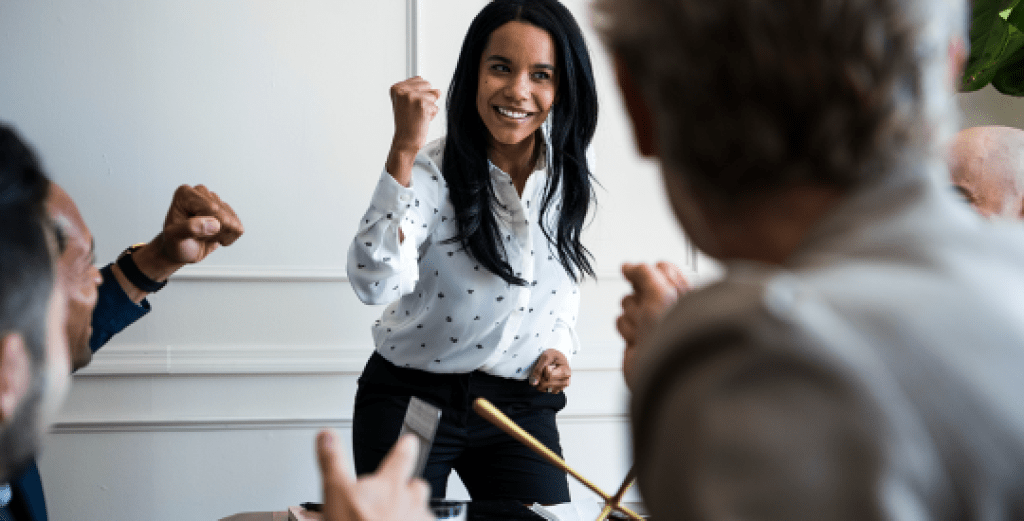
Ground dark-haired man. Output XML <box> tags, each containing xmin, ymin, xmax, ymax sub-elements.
<box><xmin>597</xmin><ymin>0</ymin><xmax>1024</xmax><ymax>518</ymax></box>
<box><xmin>0</xmin><ymin>124</ymin><xmax>244</xmax><ymax>521</ymax></box>
<box><xmin>0</xmin><ymin>125</ymin><xmax>70</xmax><ymax>519</ymax></box>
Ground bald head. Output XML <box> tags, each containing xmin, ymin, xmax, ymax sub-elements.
<box><xmin>949</xmin><ymin>126</ymin><xmax>1024</xmax><ymax>219</ymax></box>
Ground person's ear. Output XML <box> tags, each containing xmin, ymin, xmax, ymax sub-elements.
<box><xmin>948</xmin><ymin>36</ymin><xmax>967</xmax><ymax>90</ymax></box>
<box><xmin>0</xmin><ymin>332</ymin><xmax>31</xmax><ymax>425</ymax></box>
<box><xmin>614</xmin><ymin>55</ymin><xmax>658</xmax><ymax>157</ymax></box>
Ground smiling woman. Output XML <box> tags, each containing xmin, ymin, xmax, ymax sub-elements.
<box><xmin>345</xmin><ymin>0</ymin><xmax>599</xmax><ymax>506</ymax></box>
<box><xmin>475</xmin><ymin>21</ymin><xmax>559</xmax><ymax>184</ymax></box>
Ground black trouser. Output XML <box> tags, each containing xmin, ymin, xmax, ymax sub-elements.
<box><xmin>352</xmin><ymin>352</ymin><xmax>571</xmax><ymax>504</ymax></box>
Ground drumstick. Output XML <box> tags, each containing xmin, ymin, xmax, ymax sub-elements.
<box><xmin>596</xmin><ymin>467</ymin><xmax>636</xmax><ymax>521</ymax></box>
<box><xmin>472</xmin><ymin>398</ymin><xmax>644</xmax><ymax>520</ymax></box>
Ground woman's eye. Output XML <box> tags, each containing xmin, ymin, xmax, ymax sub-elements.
<box><xmin>532</xmin><ymin>71</ymin><xmax>551</xmax><ymax>81</ymax></box>
<box><xmin>491</xmin><ymin>64</ymin><xmax>510</xmax><ymax>73</ymax></box>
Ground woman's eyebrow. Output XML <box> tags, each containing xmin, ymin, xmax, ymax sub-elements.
<box><xmin>484</xmin><ymin>54</ymin><xmax>555</xmax><ymax>70</ymax></box>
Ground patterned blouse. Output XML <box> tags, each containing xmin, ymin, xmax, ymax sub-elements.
<box><xmin>347</xmin><ymin>136</ymin><xmax>581</xmax><ymax>379</ymax></box>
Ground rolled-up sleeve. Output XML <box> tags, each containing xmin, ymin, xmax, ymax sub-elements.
<box><xmin>89</xmin><ymin>264</ymin><xmax>150</xmax><ymax>352</ymax></box>
<box><xmin>348</xmin><ymin>160</ymin><xmax>440</xmax><ymax>305</ymax></box>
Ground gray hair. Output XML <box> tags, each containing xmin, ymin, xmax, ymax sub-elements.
<box><xmin>594</xmin><ymin>0</ymin><xmax>966</xmax><ymax>203</ymax></box>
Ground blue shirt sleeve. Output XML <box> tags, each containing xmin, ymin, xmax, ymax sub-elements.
<box><xmin>89</xmin><ymin>264</ymin><xmax>151</xmax><ymax>353</ymax></box>
<box><xmin>8</xmin><ymin>460</ymin><xmax>47</xmax><ymax>521</ymax></box>
<box><xmin>4</xmin><ymin>266</ymin><xmax>154</xmax><ymax>521</ymax></box>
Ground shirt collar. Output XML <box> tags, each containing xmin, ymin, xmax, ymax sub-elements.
<box><xmin>486</xmin><ymin>126</ymin><xmax>552</xmax><ymax>181</ymax></box>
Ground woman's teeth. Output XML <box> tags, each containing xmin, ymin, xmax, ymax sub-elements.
<box><xmin>497</xmin><ymin>107</ymin><xmax>529</xmax><ymax>119</ymax></box>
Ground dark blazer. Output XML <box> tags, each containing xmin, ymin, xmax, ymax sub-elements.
<box><xmin>7</xmin><ymin>265</ymin><xmax>150</xmax><ymax>521</ymax></box>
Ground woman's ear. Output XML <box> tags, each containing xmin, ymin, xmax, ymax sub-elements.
<box><xmin>0</xmin><ymin>332</ymin><xmax>31</xmax><ymax>425</ymax></box>
<box><xmin>614</xmin><ymin>55</ymin><xmax>658</xmax><ymax>157</ymax></box>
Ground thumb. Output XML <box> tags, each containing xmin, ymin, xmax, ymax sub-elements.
<box><xmin>317</xmin><ymin>429</ymin><xmax>356</xmax><ymax>515</ymax></box>
<box><xmin>165</xmin><ymin>216</ymin><xmax>221</xmax><ymax>243</ymax></box>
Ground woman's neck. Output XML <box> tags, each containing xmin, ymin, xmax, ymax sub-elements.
<box><xmin>488</xmin><ymin>132</ymin><xmax>539</xmax><ymax>194</ymax></box>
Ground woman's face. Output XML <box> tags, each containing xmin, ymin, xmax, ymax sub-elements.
<box><xmin>476</xmin><ymin>21</ymin><xmax>558</xmax><ymax>152</ymax></box>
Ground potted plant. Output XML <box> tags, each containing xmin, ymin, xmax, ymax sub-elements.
<box><xmin>962</xmin><ymin>0</ymin><xmax>1023</xmax><ymax>95</ymax></box>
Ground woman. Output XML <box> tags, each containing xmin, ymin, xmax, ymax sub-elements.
<box><xmin>347</xmin><ymin>0</ymin><xmax>598</xmax><ymax>504</ymax></box>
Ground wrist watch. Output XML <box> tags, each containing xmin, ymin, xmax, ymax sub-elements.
<box><xmin>116</xmin><ymin>243</ymin><xmax>167</xmax><ymax>293</ymax></box>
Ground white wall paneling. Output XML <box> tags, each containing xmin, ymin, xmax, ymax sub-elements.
<box><xmin>6</xmin><ymin>0</ymin><xmax>1019</xmax><ymax>519</ymax></box>
<box><xmin>0</xmin><ymin>0</ymin><xmax>673</xmax><ymax>498</ymax></box>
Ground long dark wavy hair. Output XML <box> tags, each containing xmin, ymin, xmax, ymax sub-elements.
<box><xmin>442</xmin><ymin>0</ymin><xmax>599</xmax><ymax>286</ymax></box>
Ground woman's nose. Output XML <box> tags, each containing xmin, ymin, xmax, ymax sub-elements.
<box><xmin>503</xmin><ymin>73</ymin><xmax>530</xmax><ymax>101</ymax></box>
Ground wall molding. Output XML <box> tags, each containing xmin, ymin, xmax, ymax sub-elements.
<box><xmin>406</xmin><ymin>0</ymin><xmax>419</xmax><ymax>77</ymax></box>
<box><xmin>51</xmin><ymin>412</ymin><xmax>627</xmax><ymax>434</ymax></box>
<box><xmin>75</xmin><ymin>342</ymin><xmax>628</xmax><ymax>377</ymax></box>
<box><xmin>169</xmin><ymin>265</ymin><xmax>349</xmax><ymax>282</ymax></box>
<box><xmin>166</xmin><ymin>264</ymin><xmax>705</xmax><ymax>284</ymax></box>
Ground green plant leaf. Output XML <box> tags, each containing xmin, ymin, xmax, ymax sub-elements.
<box><xmin>963</xmin><ymin>16</ymin><xmax>1012</xmax><ymax>90</ymax></box>
<box><xmin>992</xmin><ymin>43</ymin><xmax>1024</xmax><ymax>95</ymax></box>
<box><xmin>1008</xmin><ymin>2</ymin><xmax>1024</xmax><ymax>33</ymax></box>
<box><xmin>962</xmin><ymin>0</ymin><xmax>1024</xmax><ymax>93</ymax></box>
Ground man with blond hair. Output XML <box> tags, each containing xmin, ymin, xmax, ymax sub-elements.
<box><xmin>597</xmin><ymin>0</ymin><xmax>1024</xmax><ymax>519</ymax></box>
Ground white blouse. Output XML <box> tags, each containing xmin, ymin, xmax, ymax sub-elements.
<box><xmin>347</xmin><ymin>137</ymin><xmax>581</xmax><ymax>379</ymax></box>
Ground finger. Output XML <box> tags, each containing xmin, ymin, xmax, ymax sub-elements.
<box><xmin>209</xmin><ymin>201</ymin><xmax>244</xmax><ymax>246</ymax></box>
<box><xmin>546</xmin><ymin>362</ymin><xmax>570</xmax><ymax>383</ymax></box>
<box><xmin>170</xmin><ymin>185</ymin><xmax>221</xmax><ymax>221</ymax></box>
<box><xmin>185</xmin><ymin>186</ymin><xmax>244</xmax><ymax>246</ymax></box>
<box><xmin>529</xmin><ymin>352</ymin><xmax>554</xmax><ymax>386</ymax></box>
<box><xmin>656</xmin><ymin>261</ymin><xmax>689</xmax><ymax>294</ymax></box>
<box><xmin>392</xmin><ymin>78</ymin><xmax>434</xmax><ymax>99</ymax></box>
<box><xmin>616</xmin><ymin>314</ymin><xmax>637</xmax><ymax>345</ymax></box>
<box><xmin>551</xmin><ymin>374</ymin><xmax>571</xmax><ymax>393</ymax></box>
<box><xmin>626</xmin><ymin>263</ymin><xmax>682</xmax><ymax>308</ymax></box>
<box><xmin>165</xmin><ymin>216</ymin><xmax>221</xmax><ymax>242</ymax></box>
<box><xmin>317</xmin><ymin>429</ymin><xmax>356</xmax><ymax>519</ymax></box>
<box><xmin>621</xmin><ymin>262</ymin><xmax>656</xmax><ymax>293</ymax></box>
<box><xmin>378</xmin><ymin>434</ymin><xmax>421</xmax><ymax>482</ymax></box>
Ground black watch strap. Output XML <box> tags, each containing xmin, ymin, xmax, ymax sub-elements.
<box><xmin>116</xmin><ymin>244</ymin><xmax>167</xmax><ymax>293</ymax></box>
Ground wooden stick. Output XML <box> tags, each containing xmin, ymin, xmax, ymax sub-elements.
<box><xmin>472</xmin><ymin>398</ymin><xmax>645</xmax><ymax>520</ymax></box>
<box><xmin>596</xmin><ymin>467</ymin><xmax>637</xmax><ymax>521</ymax></box>
<box><xmin>473</xmin><ymin>398</ymin><xmax>611</xmax><ymax>501</ymax></box>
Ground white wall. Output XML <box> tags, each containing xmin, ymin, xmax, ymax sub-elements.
<box><xmin>2</xmin><ymin>1</ymin><xmax>1021</xmax><ymax>519</ymax></box>
<box><xmin>959</xmin><ymin>85</ymin><xmax>1024</xmax><ymax>130</ymax></box>
<box><xmin>0</xmin><ymin>1</ymin><xmax>695</xmax><ymax>519</ymax></box>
